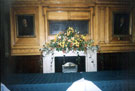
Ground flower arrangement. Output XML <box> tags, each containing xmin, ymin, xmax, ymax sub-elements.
<box><xmin>41</xmin><ymin>27</ymin><xmax>98</xmax><ymax>54</ymax></box>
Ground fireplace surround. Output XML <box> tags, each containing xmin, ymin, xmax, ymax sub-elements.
<box><xmin>43</xmin><ymin>50</ymin><xmax>97</xmax><ymax>73</ymax></box>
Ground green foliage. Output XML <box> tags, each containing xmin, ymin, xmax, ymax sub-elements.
<box><xmin>41</xmin><ymin>27</ymin><xmax>98</xmax><ymax>53</ymax></box>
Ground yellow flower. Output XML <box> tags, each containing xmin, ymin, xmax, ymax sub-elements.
<box><xmin>74</xmin><ymin>34</ymin><xmax>79</xmax><ymax>38</ymax></box>
<box><xmin>56</xmin><ymin>33</ymin><xmax>59</xmax><ymax>38</ymax></box>
<box><xmin>58</xmin><ymin>42</ymin><xmax>62</xmax><ymax>46</ymax></box>
<box><xmin>67</xmin><ymin>30</ymin><xmax>72</xmax><ymax>36</ymax></box>
<box><xmin>67</xmin><ymin>32</ymin><xmax>70</xmax><ymax>36</ymax></box>
<box><xmin>62</xmin><ymin>44</ymin><xmax>64</xmax><ymax>48</ymax></box>
<box><xmin>71</xmin><ymin>37</ymin><xmax>74</xmax><ymax>41</ymax></box>
<box><xmin>42</xmin><ymin>27</ymin><xmax>97</xmax><ymax>52</ymax></box>
<box><xmin>76</xmin><ymin>43</ymin><xmax>80</xmax><ymax>47</ymax></box>
<box><xmin>68</xmin><ymin>27</ymin><xmax>72</xmax><ymax>30</ymax></box>
<box><xmin>54</xmin><ymin>36</ymin><xmax>57</xmax><ymax>42</ymax></box>
<box><xmin>81</xmin><ymin>35</ymin><xmax>86</xmax><ymax>40</ymax></box>
<box><xmin>73</xmin><ymin>40</ymin><xmax>79</xmax><ymax>47</ymax></box>
<box><xmin>58</xmin><ymin>41</ymin><xmax>65</xmax><ymax>48</ymax></box>
<box><xmin>62</xmin><ymin>41</ymin><xmax>65</xmax><ymax>45</ymax></box>
<box><xmin>68</xmin><ymin>27</ymin><xmax>74</xmax><ymax>33</ymax></box>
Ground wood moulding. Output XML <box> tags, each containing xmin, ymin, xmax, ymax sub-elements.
<box><xmin>11</xmin><ymin>48</ymin><xmax>41</xmax><ymax>56</ymax></box>
<box><xmin>10</xmin><ymin>6</ymin><xmax>43</xmax><ymax>56</ymax></box>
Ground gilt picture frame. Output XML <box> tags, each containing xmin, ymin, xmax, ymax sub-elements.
<box><xmin>16</xmin><ymin>15</ymin><xmax>35</xmax><ymax>37</ymax></box>
<box><xmin>113</xmin><ymin>13</ymin><xmax>130</xmax><ymax>36</ymax></box>
<box><xmin>109</xmin><ymin>8</ymin><xmax>133</xmax><ymax>42</ymax></box>
<box><xmin>10</xmin><ymin>7</ymin><xmax>41</xmax><ymax>55</ymax></box>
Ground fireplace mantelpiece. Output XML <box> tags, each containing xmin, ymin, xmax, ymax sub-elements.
<box><xmin>43</xmin><ymin>50</ymin><xmax>97</xmax><ymax>73</ymax></box>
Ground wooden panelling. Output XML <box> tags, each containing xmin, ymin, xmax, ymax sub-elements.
<box><xmin>12</xmin><ymin>55</ymin><xmax>42</xmax><ymax>73</ymax></box>
<box><xmin>132</xmin><ymin>8</ymin><xmax>135</xmax><ymax>42</ymax></box>
<box><xmin>15</xmin><ymin>0</ymin><xmax>39</xmax><ymax>1</ymax></box>
<box><xmin>44</xmin><ymin>7</ymin><xmax>93</xmax><ymax>42</ymax></box>
<box><xmin>95</xmin><ymin>6</ymin><xmax>135</xmax><ymax>53</ymax></box>
<box><xmin>47</xmin><ymin>11</ymin><xmax>90</xmax><ymax>20</ymax></box>
<box><xmin>10</xmin><ymin>0</ymin><xmax>135</xmax><ymax>55</ymax></box>
<box><xmin>41</xmin><ymin>0</ymin><xmax>95</xmax><ymax>4</ymax></box>
<box><xmin>98</xmin><ymin>7</ymin><xmax>105</xmax><ymax>44</ymax></box>
<box><xmin>104</xmin><ymin>7</ymin><xmax>110</xmax><ymax>44</ymax></box>
<box><xmin>97</xmin><ymin>52</ymin><xmax>135</xmax><ymax>71</ymax></box>
<box><xmin>10</xmin><ymin>6</ymin><xmax>45</xmax><ymax>55</ymax></box>
<box><xmin>93</xmin><ymin>6</ymin><xmax>99</xmax><ymax>45</ymax></box>
<box><xmin>12</xmin><ymin>48</ymin><xmax>41</xmax><ymax>55</ymax></box>
<box><xmin>70</xmin><ymin>12</ymin><xmax>90</xmax><ymax>20</ymax></box>
<box><xmin>99</xmin><ymin>45</ymin><xmax>135</xmax><ymax>53</ymax></box>
<box><xmin>48</xmin><ymin>11</ymin><xmax>68</xmax><ymax>20</ymax></box>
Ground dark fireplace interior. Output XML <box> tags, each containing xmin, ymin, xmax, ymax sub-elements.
<box><xmin>55</xmin><ymin>56</ymin><xmax>85</xmax><ymax>72</ymax></box>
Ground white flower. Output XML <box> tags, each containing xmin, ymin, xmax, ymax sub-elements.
<box><xmin>68</xmin><ymin>39</ymin><xmax>71</xmax><ymax>42</ymax></box>
<box><xmin>58</xmin><ymin>36</ymin><xmax>61</xmax><ymax>39</ymax></box>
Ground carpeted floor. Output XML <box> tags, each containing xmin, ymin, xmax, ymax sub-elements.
<box><xmin>6</xmin><ymin>71</ymin><xmax>135</xmax><ymax>91</ymax></box>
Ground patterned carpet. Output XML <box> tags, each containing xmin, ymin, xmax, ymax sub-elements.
<box><xmin>6</xmin><ymin>71</ymin><xmax>135</xmax><ymax>91</ymax></box>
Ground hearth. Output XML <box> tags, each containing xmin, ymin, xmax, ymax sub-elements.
<box><xmin>62</xmin><ymin>62</ymin><xmax>78</xmax><ymax>73</ymax></box>
<box><xmin>55</xmin><ymin>56</ymin><xmax>85</xmax><ymax>73</ymax></box>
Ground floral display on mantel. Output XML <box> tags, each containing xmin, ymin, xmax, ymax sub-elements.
<box><xmin>41</xmin><ymin>27</ymin><xmax>98</xmax><ymax>54</ymax></box>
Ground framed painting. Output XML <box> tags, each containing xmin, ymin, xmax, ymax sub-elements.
<box><xmin>109</xmin><ymin>8</ymin><xmax>132</xmax><ymax>42</ymax></box>
<box><xmin>10</xmin><ymin>7</ymin><xmax>42</xmax><ymax>55</ymax></box>
<box><xmin>16</xmin><ymin>15</ymin><xmax>35</xmax><ymax>37</ymax></box>
<box><xmin>113</xmin><ymin>13</ymin><xmax>130</xmax><ymax>36</ymax></box>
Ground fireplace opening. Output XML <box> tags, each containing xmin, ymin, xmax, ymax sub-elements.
<box><xmin>55</xmin><ymin>56</ymin><xmax>85</xmax><ymax>73</ymax></box>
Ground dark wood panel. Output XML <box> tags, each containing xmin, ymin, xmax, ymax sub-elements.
<box><xmin>97</xmin><ymin>52</ymin><xmax>135</xmax><ymax>71</ymax></box>
<box><xmin>12</xmin><ymin>55</ymin><xmax>42</xmax><ymax>73</ymax></box>
<box><xmin>11</xmin><ymin>52</ymin><xmax>135</xmax><ymax>73</ymax></box>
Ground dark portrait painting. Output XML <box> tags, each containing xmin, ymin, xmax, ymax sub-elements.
<box><xmin>16</xmin><ymin>15</ymin><xmax>35</xmax><ymax>37</ymax></box>
<box><xmin>113</xmin><ymin>13</ymin><xmax>130</xmax><ymax>35</ymax></box>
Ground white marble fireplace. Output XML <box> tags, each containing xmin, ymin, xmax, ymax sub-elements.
<box><xmin>43</xmin><ymin>50</ymin><xmax>97</xmax><ymax>73</ymax></box>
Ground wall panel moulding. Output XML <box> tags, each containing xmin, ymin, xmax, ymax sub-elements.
<box><xmin>96</xmin><ymin>0</ymin><xmax>130</xmax><ymax>3</ymax></box>
<box><xmin>12</xmin><ymin>0</ymin><xmax>41</xmax><ymax>6</ymax></box>
<box><xmin>41</xmin><ymin>0</ymin><xmax>95</xmax><ymax>4</ymax></box>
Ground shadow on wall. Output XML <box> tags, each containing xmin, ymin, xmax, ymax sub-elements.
<box><xmin>0</xmin><ymin>0</ymin><xmax>15</xmax><ymax>83</ymax></box>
